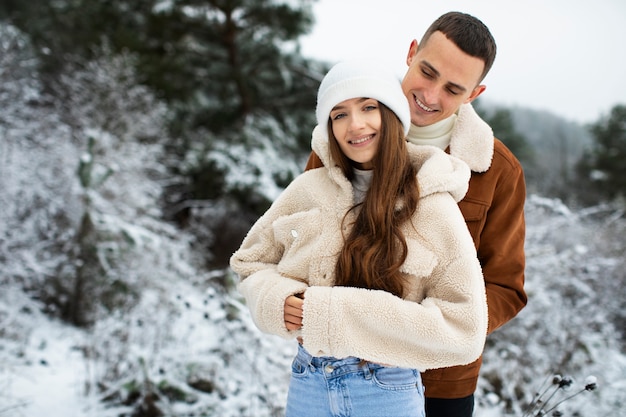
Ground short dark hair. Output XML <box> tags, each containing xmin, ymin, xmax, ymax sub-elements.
<box><xmin>419</xmin><ymin>11</ymin><xmax>497</xmax><ymax>83</ymax></box>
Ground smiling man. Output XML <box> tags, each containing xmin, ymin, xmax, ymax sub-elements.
<box><xmin>402</xmin><ymin>30</ymin><xmax>486</xmax><ymax>127</ymax></box>
<box><xmin>305</xmin><ymin>11</ymin><xmax>527</xmax><ymax>417</ymax></box>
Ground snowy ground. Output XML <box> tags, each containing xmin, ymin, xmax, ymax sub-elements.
<box><xmin>1</xmin><ymin>195</ymin><xmax>625</xmax><ymax>417</ymax></box>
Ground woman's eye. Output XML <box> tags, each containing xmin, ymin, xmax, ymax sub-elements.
<box><xmin>332</xmin><ymin>113</ymin><xmax>346</xmax><ymax>120</ymax></box>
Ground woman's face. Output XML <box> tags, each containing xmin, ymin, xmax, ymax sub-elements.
<box><xmin>330</xmin><ymin>97</ymin><xmax>382</xmax><ymax>170</ymax></box>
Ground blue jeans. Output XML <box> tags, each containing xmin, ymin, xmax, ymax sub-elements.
<box><xmin>286</xmin><ymin>344</ymin><xmax>425</xmax><ymax>417</ymax></box>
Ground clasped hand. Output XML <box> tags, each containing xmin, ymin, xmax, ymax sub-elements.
<box><xmin>284</xmin><ymin>292</ymin><xmax>304</xmax><ymax>331</ymax></box>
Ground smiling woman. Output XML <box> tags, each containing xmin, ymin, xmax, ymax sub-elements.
<box><xmin>300</xmin><ymin>0</ymin><xmax>626</xmax><ymax>124</ymax></box>
<box><xmin>314</xmin><ymin>61</ymin><xmax>411</xmax><ymax>171</ymax></box>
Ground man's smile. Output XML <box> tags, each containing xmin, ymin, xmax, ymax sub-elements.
<box><xmin>413</xmin><ymin>95</ymin><xmax>436</xmax><ymax>112</ymax></box>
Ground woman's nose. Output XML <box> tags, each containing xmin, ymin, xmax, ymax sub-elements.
<box><xmin>349</xmin><ymin>113</ymin><xmax>366</xmax><ymax>130</ymax></box>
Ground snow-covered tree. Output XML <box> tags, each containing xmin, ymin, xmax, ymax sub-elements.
<box><xmin>1</xmin><ymin>1</ymin><xmax>326</xmax><ymax>268</ymax></box>
<box><xmin>0</xmin><ymin>26</ymin><xmax>195</xmax><ymax>326</ymax></box>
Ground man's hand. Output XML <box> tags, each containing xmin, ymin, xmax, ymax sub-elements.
<box><xmin>284</xmin><ymin>292</ymin><xmax>304</xmax><ymax>331</ymax></box>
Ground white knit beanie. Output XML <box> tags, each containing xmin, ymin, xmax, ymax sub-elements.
<box><xmin>316</xmin><ymin>60</ymin><xmax>411</xmax><ymax>139</ymax></box>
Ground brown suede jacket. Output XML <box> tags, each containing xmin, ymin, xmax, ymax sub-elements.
<box><xmin>304</xmin><ymin>103</ymin><xmax>527</xmax><ymax>399</ymax></box>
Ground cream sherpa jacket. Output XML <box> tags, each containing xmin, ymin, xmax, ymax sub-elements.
<box><xmin>230</xmin><ymin>126</ymin><xmax>488</xmax><ymax>371</ymax></box>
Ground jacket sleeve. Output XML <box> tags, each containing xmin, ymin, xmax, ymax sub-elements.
<box><xmin>236</xmin><ymin>268</ymin><xmax>308</xmax><ymax>339</ymax></box>
<box><xmin>229</xmin><ymin>186</ymin><xmax>309</xmax><ymax>339</ymax></box>
<box><xmin>301</xmin><ymin>193</ymin><xmax>488</xmax><ymax>371</ymax></box>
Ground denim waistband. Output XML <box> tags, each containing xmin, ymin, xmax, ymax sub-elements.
<box><xmin>295</xmin><ymin>344</ymin><xmax>384</xmax><ymax>378</ymax></box>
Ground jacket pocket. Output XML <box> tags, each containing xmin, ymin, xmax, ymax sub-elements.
<box><xmin>400</xmin><ymin>239</ymin><xmax>437</xmax><ymax>278</ymax></box>
<box><xmin>273</xmin><ymin>209</ymin><xmax>331</xmax><ymax>282</ymax></box>
<box><xmin>458</xmin><ymin>199</ymin><xmax>487</xmax><ymax>247</ymax></box>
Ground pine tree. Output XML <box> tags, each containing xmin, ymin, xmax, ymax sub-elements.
<box><xmin>576</xmin><ymin>104</ymin><xmax>626</xmax><ymax>204</ymax></box>
<box><xmin>473</xmin><ymin>100</ymin><xmax>536</xmax><ymax>168</ymax></box>
<box><xmin>0</xmin><ymin>0</ymin><xmax>321</xmax><ymax>144</ymax></box>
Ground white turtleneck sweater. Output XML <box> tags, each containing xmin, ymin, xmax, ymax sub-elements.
<box><xmin>406</xmin><ymin>114</ymin><xmax>457</xmax><ymax>150</ymax></box>
<box><xmin>352</xmin><ymin>168</ymin><xmax>372</xmax><ymax>204</ymax></box>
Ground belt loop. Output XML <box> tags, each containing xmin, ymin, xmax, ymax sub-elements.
<box><xmin>363</xmin><ymin>361</ymin><xmax>373</xmax><ymax>380</ymax></box>
<box><xmin>297</xmin><ymin>344</ymin><xmax>315</xmax><ymax>370</ymax></box>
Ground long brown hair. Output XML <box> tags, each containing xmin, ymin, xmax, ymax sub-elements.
<box><xmin>328</xmin><ymin>103</ymin><xmax>419</xmax><ymax>298</ymax></box>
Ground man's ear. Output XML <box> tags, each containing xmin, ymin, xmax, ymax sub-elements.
<box><xmin>406</xmin><ymin>39</ymin><xmax>419</xmax><ymax>66</ymax></box>
<box><xmin>465</xmin><ymin>84</ymin><xmax>486</xmax><ymax>104</ymax></box>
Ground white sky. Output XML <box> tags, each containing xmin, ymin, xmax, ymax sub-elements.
<box><xmin>299</xmin><ymin>0</ymin><xmax>626</xmax><ymax>124</ymax></box>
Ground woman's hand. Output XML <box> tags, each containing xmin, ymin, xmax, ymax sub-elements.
<box><xmin>284</xmin><ymin>292</ymin><xmax>305</xmax><ymax>331</ymax></box>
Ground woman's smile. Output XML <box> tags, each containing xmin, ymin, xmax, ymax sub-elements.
<box><xmin>349</xmin><ymin>134</ymin><xmax>375</xmax><ymax>145</ymax></box>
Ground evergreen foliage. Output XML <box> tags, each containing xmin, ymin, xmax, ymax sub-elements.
<box><xmin>0</xmin><ymin>0</ymin><xmax>321</xmax><ymax>140</ymax></box>
<box><xmin>576</xmin><ymin>104</ymin><xmax>626</xmax><ymax>205</ymax></box>
<box><xmin>475</xmin><ymin>100</ymin><xmax>536</xmax><ymax>169</ymax></box>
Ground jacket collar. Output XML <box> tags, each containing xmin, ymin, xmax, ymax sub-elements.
<box><xmin>448</xmin><ymin>103</ymin><xmax>494</xmax><ymax>173</ymax></box>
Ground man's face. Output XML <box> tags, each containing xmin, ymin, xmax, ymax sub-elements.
<box><xmin>401</xmin><ymin>31</ymin><xmax>486</xmax><ymax>127</ymax></box>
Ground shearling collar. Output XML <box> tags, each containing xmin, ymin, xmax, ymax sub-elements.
<box><xmin>448</xmin><ymin>103</ymin><xmax>494</xmax><ymax>173</ymax></box>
